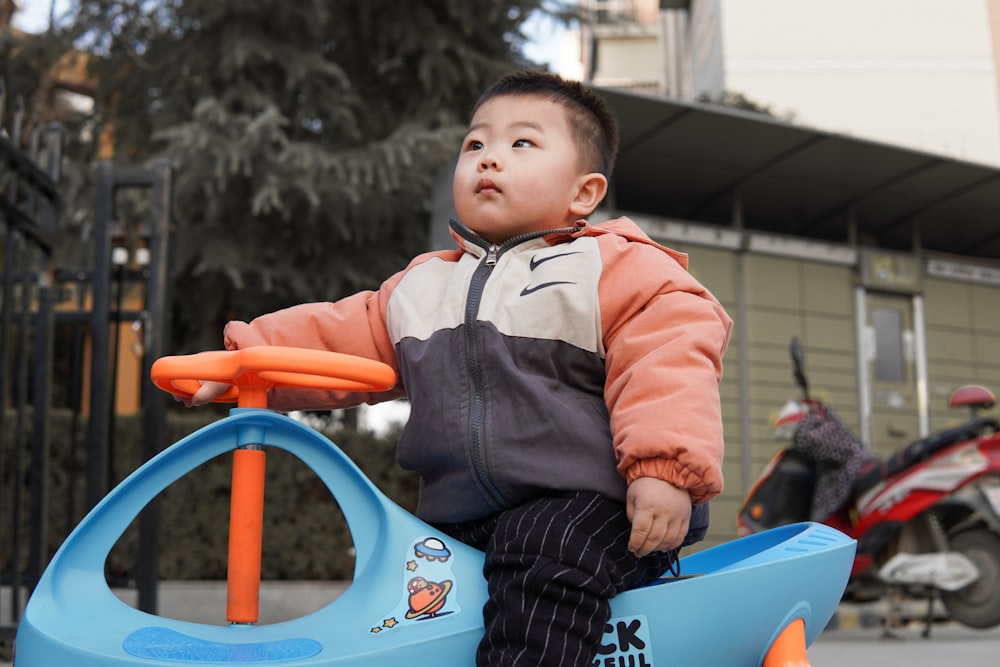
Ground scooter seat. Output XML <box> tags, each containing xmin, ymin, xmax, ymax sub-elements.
<box><xmin>853</xmin><ymin>419</ymin><xmax>993</xmax><ymax>497</ymax></box>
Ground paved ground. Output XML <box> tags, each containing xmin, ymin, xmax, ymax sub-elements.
<box><xmin>6</xmin><ymin>622</ymin><xmax>998</xmax><ymax>666</ymax></box>
<box><xmin>807</xmin><ymin>599</ymin><xmax>1000</xmax><ymax>666</ymax></box>
<box><xmin>4</xmin><ymin>588</ymin><xmax>999</xmax><ymax>666</ymax></box>
<box><xmin>809</xmin><ymin>622</ymin><xmax>1000</xmax><ymax>667</ymax></box>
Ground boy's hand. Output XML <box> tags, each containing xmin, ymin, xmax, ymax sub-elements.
<box><xmin>174</xmin><ymin>380</ymin><xmax>231</xmax><ymax>407</ymax></box>
<box><xmin>626</xmin><ymin>477</ymin><xmax>692</xmax><ymax>557</ymax></box>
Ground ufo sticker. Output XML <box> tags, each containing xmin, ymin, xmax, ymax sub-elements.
<box><xmin>370</xmin><ymin>536</ymin><xmax>462</xmax><ymax>634</ymax></box>
<box><xmin>414</xmin><ymin>537</ymin><xmax>451</xmax><ymax>563</ymax></box>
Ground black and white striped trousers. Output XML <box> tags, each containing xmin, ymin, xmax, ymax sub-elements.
<box><xmin>436</xmin><ymin>491</ymin><xmax>679</xmax><ymax>667</ymax></box>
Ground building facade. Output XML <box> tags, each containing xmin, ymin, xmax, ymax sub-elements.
<box><xmin>578</xmin><ymin>0</ymin><xmax>1000</xmax><ymax>162</ymax></box>
<box><xmin>560</xmin><ymin>0</ymin><xmax>1000</xmax><ymax>548</ymax></box>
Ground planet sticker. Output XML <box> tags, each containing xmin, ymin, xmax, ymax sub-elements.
<box><xmin>404</xmin><ymin>576</ymin><xmax>454</xmax><ymax>620</ymax></box>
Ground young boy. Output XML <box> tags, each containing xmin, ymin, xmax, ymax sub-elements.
<box><xmin>192</xmin><ymin>70</ymin><xmax>732</xmax><ymax>666</ymax></box>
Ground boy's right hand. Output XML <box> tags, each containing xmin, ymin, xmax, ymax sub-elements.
<box><xmin>626</xmin><ymin>477</ymin><xmax>692</xmax><ymax>557</ymax></box>
<box><xmin>176</xmin><ymin>380</ymin><xmax>231</xmax><ymax>407</ymax></box>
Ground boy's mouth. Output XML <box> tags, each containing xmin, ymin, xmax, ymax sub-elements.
<box><xmin>476</xmin><ymin>179</ymin><xmax>500</xmax><ymax>194</ymax></box>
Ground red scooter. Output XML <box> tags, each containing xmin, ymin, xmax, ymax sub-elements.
<box><xmin>738</xmin><ymin>338</ymin><xmax>1000</xmax><ymax>631</ymax></box>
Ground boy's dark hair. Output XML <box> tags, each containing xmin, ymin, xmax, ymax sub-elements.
<box><xmin>472</xmin><ymin>70</ymin><xmax>620</xmax><ymax>178</ymax></box>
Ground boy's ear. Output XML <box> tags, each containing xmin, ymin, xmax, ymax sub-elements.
<box><xmin>569</xmin><ymin>173</ymin><xmax>609</xmax><ymax>217</ymax></box>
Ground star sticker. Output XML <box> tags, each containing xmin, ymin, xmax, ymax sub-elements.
<box><xmin>383</xmin><ymin>617</ymin><xmax>398</xmax><ymax>628</ymax></box>
<box><xmin>370</xmin><ymin>627</ymin><xmax>381</xmax><ymax>633</ymax></box>
<box><xmin>407</xmin><ymin>560</ymin><xmax>418</xmax><ymax>571</ymax></box>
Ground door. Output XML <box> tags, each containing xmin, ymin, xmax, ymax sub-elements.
<box><xmin>864</xmin><ymin>292</ymin><xmax>921</xmax><ymax>458</ymax></box>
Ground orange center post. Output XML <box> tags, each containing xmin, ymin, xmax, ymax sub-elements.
<box><xmin>226</xmin><ymin>370</ymin><xmax>271</xmax><ymax>624</ymax></box>
<box><xmin>226</xmin><ymin>446</ymin><xmax>267</xmax><ymax>624</ymax></box>
<box><xmin>150</xmin><ymin>347</ymin><xmax>396</xmax><ymax>626</ymax></box>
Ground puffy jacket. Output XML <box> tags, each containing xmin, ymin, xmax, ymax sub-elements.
<box><xmin>223</xmin><ymin>216</ymin><xmax>732</xmax><ymax>527</ymax></box>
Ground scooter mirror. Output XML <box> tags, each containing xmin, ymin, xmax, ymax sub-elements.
<box><xmin>790</xmin><ymin>337</ymin><xmax>809</xmax><ymax>399</ymax></box>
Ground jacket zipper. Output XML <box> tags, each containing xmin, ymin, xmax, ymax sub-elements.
<box><xmin>451</xmin><ymin>220</ymin><xmax>580</xmax><ymax>510</ymax></box>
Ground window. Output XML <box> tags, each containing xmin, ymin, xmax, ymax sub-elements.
<box><xmin>873</xmin><ymin>307</ymin><xmax>904</xmax><ymax>382</ymax></box>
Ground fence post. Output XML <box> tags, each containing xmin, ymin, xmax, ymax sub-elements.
<box><xmin>26</xmin><ymin>122</ymin><xmax>63</xmax><ymax>589</ymax></box>
<box><xmin>89</xmin><ymin>160</ymin><xmax>174</xmax><ymax>614</ymax></box>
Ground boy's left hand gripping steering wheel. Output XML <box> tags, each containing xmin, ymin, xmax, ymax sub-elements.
<box><xmin>151</xmin><ymin>346</ymin><xmax>396</xmax><ymax>409</ymax></box>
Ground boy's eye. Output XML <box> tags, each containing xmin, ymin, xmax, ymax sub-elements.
<box><xmin>512</xmin><ymin>139</ymin><xmax>534</xmax><ymax>148</ymax></box>
<box><xmin>466</xmin><ymin>139</ymin><xmax>484</xmax><ymax>151</ymax></box>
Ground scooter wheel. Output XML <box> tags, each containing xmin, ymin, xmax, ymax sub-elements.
<box><xmin>941</xmin><ymin>528</ymin><xmax>1000</xmax><ymax>629</ymax></box>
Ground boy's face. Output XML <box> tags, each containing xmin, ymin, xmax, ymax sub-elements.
<box><xmin>453</xmin><ymin>94</ymin><xmax>604</xmax><ymax>245</ymax></box>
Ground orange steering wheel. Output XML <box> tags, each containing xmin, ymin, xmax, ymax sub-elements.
<box><xmin>150</xmin><ymin>346</ymin><xmax>396</xmax><ymax>409</ymax></box>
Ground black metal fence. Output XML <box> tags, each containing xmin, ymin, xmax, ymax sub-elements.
<box><xmin>1</xmin><ymin>80</ymin><xmax>174</xmax><ymax>644</ymax></box>
<box><xmin>0</xmin><ymin>85</ymin><xmax>62</xmax><ymax>645</ymax></box>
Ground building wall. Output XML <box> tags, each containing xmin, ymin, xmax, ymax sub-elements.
<box><xmin>923</xmin><ymin>272</ymin><xmax>1000</xmax><ymax>428</ymax></box>
<box><xmin>589</xmin><ymin>28</ymin><xmax>661</xmax><ymax>90</ymax></box>
<box><xmin>630</xmin><ymin>217</ymin><xmax>1000</xmax><ymax>550</ymax></box>
<box><xmin>721</xmin><ymin>0</ymin><xmax>1000</xmax><ymax>166</ymax></box>
<box><xmin>582</xmin><ymin>0</ymin><xmax>724</xmax><ymax>98</ymax></box>
<box><xmin>570</xmin><ymin>0</ymin><xmax>1000</xmax><ymax>549</ymax></box>
<box><xmin>573</xmin><ymin>0</ymin><xmax>1000</xmax><ymax>164</ymax></box>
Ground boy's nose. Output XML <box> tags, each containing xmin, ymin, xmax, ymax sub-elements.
<box><xmin>478</xmin><ymin>152</ymin><xmax>500</xmax><ymax>171</ymax></box>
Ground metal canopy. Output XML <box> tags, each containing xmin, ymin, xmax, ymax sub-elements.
<box><xmin>599</xmin><ymin>86</ymin><xmax>1000</xmax><ymax>262</ymax></box>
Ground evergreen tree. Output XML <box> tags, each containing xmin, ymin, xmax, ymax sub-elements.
<box><xmin>50</xmin><ymin>0</ymin><xmax>567</xmax><ymax>350</ymax></box>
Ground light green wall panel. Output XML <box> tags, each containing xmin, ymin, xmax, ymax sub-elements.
<box><xmin>923</xmin><ymin>278</ymin><xmax>971</xmax><ymax>325</ymax></box>
<box><xmin>971</xmin><ymin>284</ymin><xmax>1000</xmax><ymax>332</ymax></box>
<box><xmin>744</xmin><ymin>309</ymin><xmax>803</xmax><ymax>347</ymax></box>
<box><xmin>744</xmin><ymin>254</ymin><xmax>801</xmax><ymax>309</ymax></box>
<box><xmin>802</xmin><ymin>263</ymin><xmax>854</xmax><ymax>317</ymax></box>
<box><xmin>803</xmin><ymin>314</ymin><xmax>854</xmax><ymax>351</ymax></box>
<box><xmin>925</xmin><ymin>328</ymin><xmax>974</xmax><ymax>363</ymax></box>
<box><xmin>972</xmin><ymin>333</ymin><xmax>1000</xmax><ymax>372</ymax></box>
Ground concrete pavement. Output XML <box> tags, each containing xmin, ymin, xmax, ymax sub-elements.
<box><xmin>4</xmin><ymin>584</ymin><xmax>999</xmax><ymax>666</ymax></box>
<box><xmin>809</xmin><ymin>622</ymin><xmax>1000</xmax><ymax>667</ymax></box>
<box><xmin>7</xmin><ymin>621</ymin><xmax>998</xmax><ymax>666</ymax></box>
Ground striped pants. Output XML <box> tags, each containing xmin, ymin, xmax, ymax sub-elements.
<box><xmin>436</xmin><ymin>492</ymin><xmax>680</xmax><ymax>667</ymax></box>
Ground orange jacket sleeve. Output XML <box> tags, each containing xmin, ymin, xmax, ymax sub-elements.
<box><xmin>587</xmin><ymin>220</ymin><xmax>733</xmax><ymax>503</ymax></box>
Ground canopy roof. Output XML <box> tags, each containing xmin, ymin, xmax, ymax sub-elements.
<box><xmin>599</xmin><ymin>87</ymin><xmax>1000</xmax><ymax>262</ymax></box>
